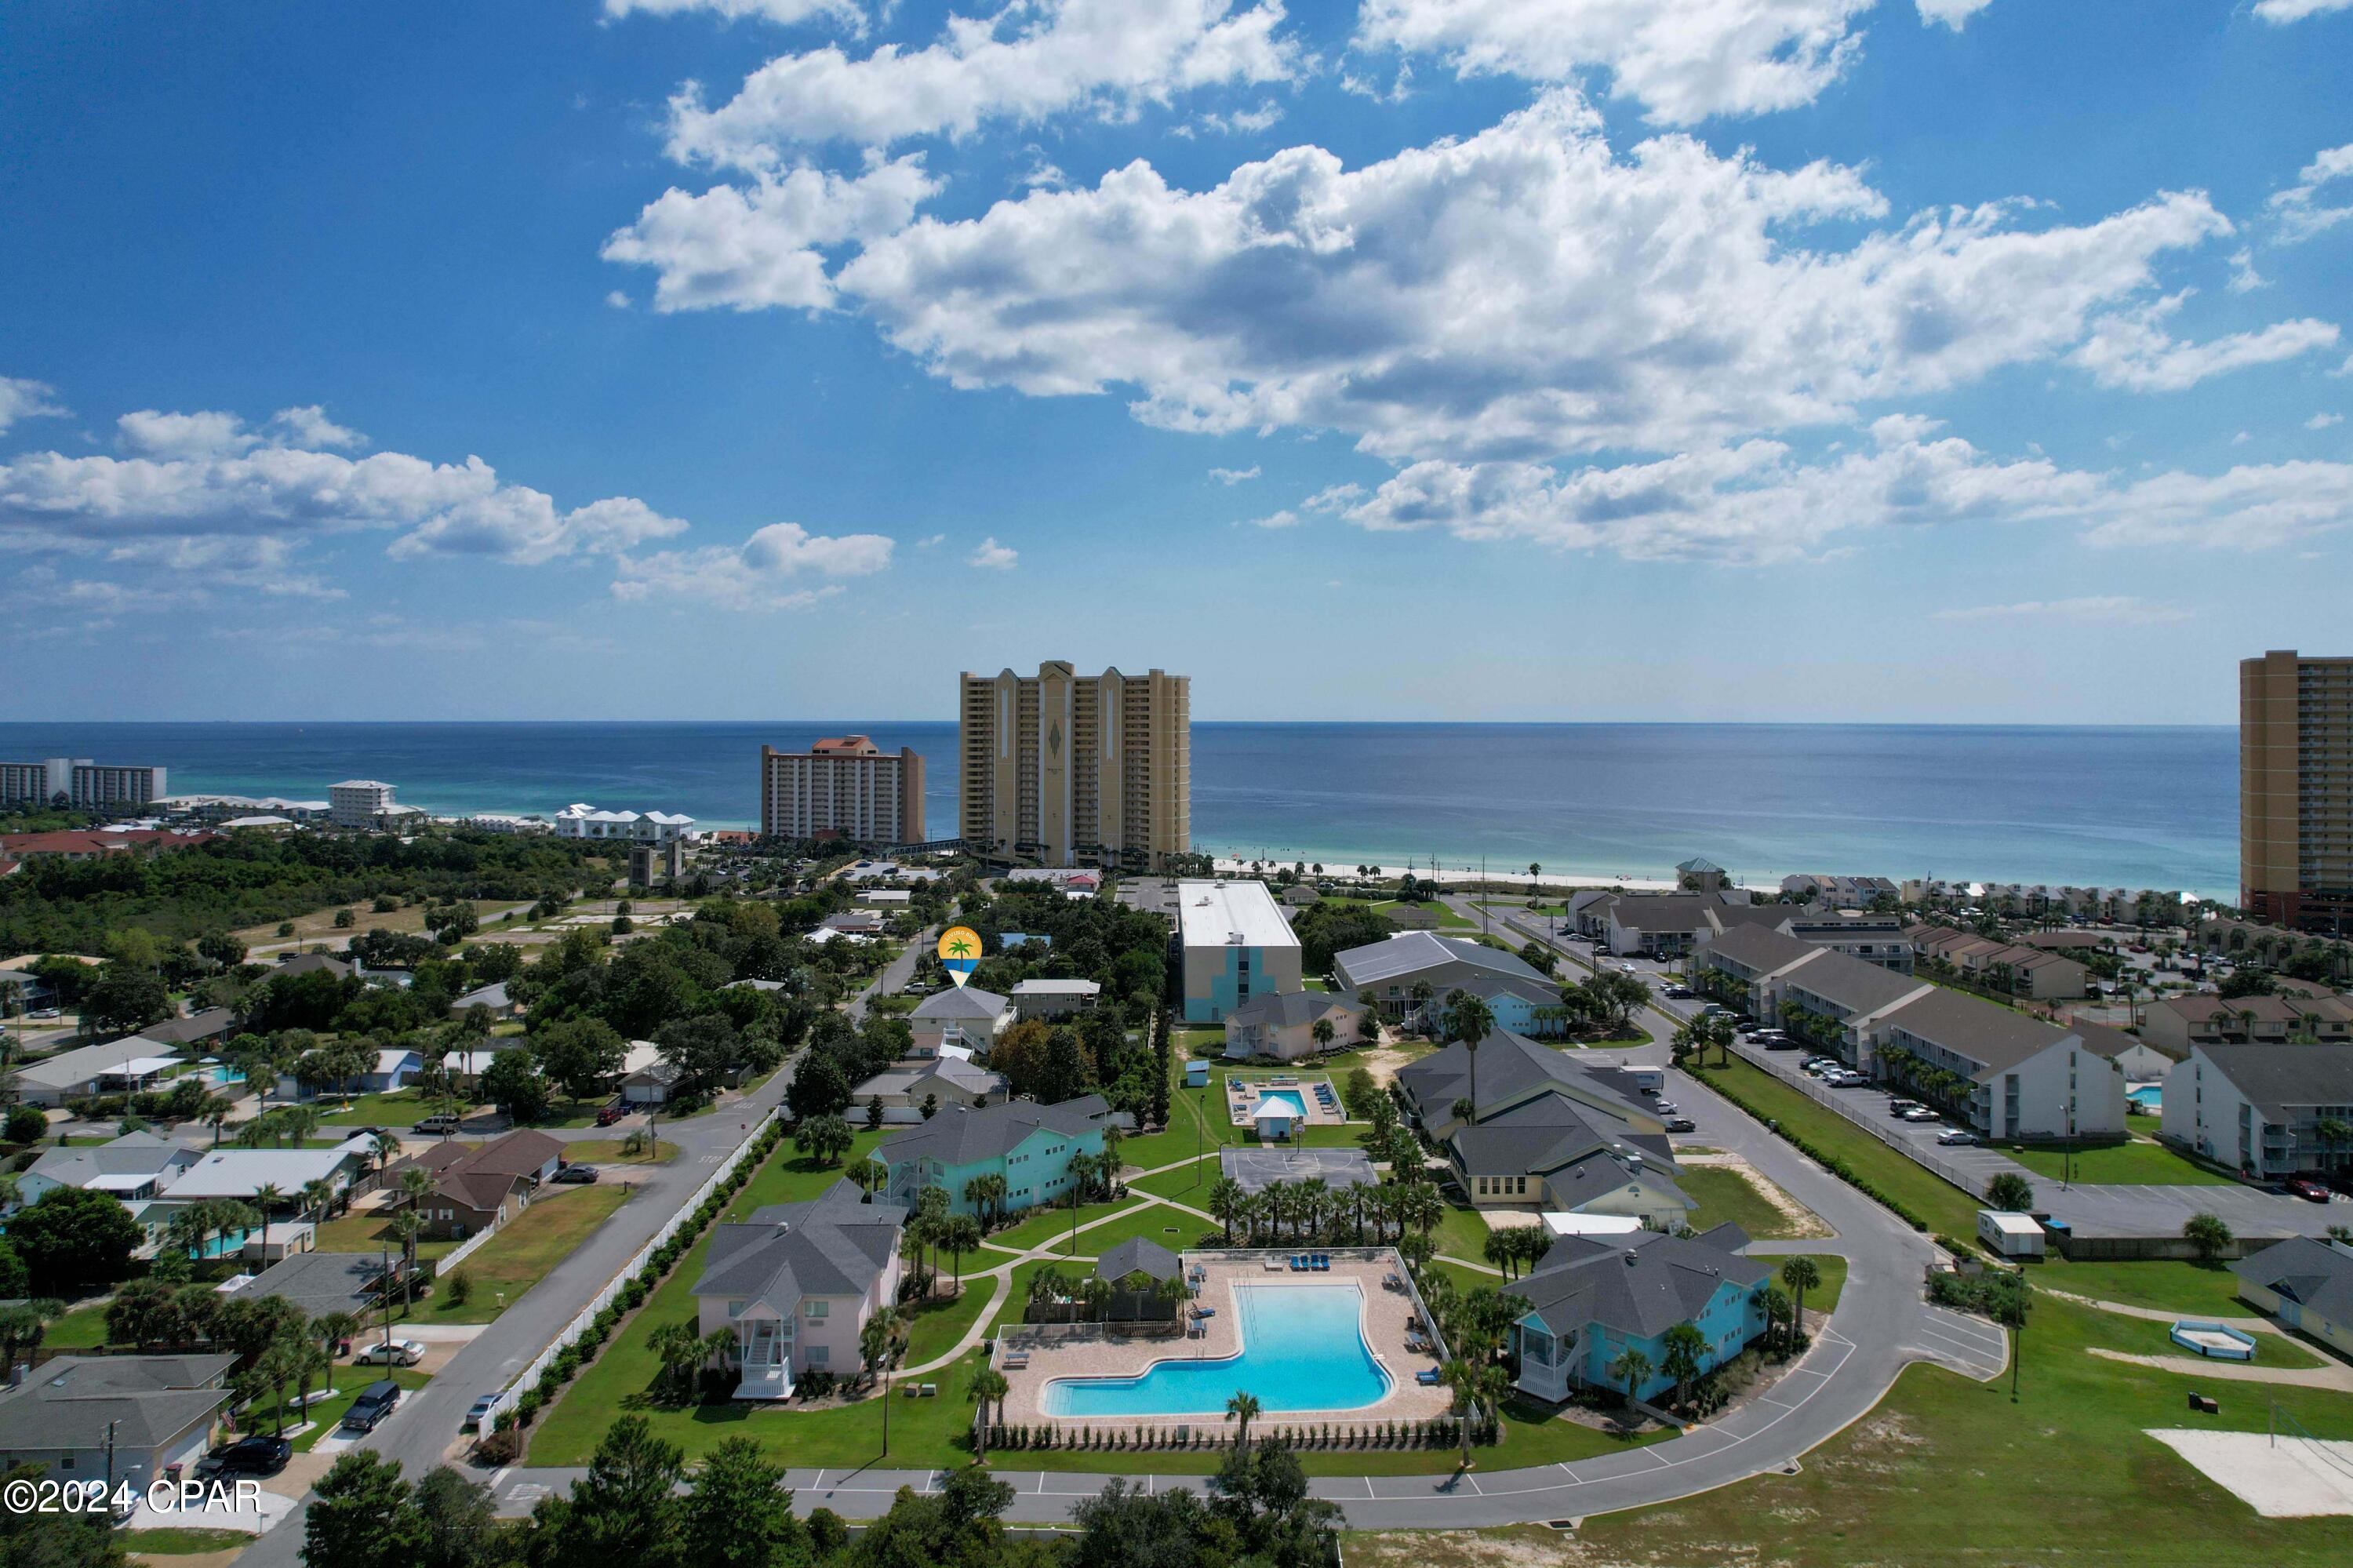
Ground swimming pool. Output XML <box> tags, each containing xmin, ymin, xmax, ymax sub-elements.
<box><xmin>2128</xmin><ymin>1085</ymin><xmax>2162</xmax><ymax>1111</ymax></box>
<box><xmin>1039</xmin><ymin>1282</ymin><xmax>1390</xmax><ymax>1417</ymax></box>
<box><xmin>1256</xmin><ymin>1090</ymin><xmax>1307</xmax><ymax>1120</ymax></box>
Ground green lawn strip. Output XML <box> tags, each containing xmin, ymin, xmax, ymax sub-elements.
<box><xmin>1785</xmin><ymin>1253</ymin><xmax>1848</xmax><ymax>1314</ymax></box>
<box><xmin>315</xmin><ymin>1089</ymin><xmax>462</xmax><ymax>1127</ymax></box>
<box><xmin>2029</xmin><ymin>1256</ymin><xmax>2253</xmax><ymax>1317</ymax></box>
<box><xmin>988</xmin><ymin>1200</ymin><xmax>1135</xmax><ymax>1255</ymax></box>
<box><xmin>242</xmin><ymin>1366</ymin><xmax>431</xmax><ymax>1453</ymax></box>
<box><xmin>1063</xmin><ymin>1202</ymin><xmax>1218</xmax><ymax>1259</ymax></box>
<box><xmin>41</xmin><ymin>1302</ymin><xmax>111</xmax><ymax>1350</ymax></box>
<box><xmin>117</xmin><ymin>1527</ymin><xmax>253</xmax><ymax>1554</ymax></box>
<box><xmin>526</xmin><ymin>1132</ymin><xmax>889</xmax><ymax>1464</ymax></box>
<box><xmin>1994</xmin><ymin>1138</ymin><xmax>2229</xmax><ymax>1186</ymax></box>
<box><xmin>1428</xmin><ymin>1203</ymin><xmax>1493</xmax><ymax>1263</ymax></box>
<box><xmin>562</xmin><ymin>1137</ymin><xmax>682</xmax><ymax>1165</ymax></box>
<box><xmin>1130</xmin><ymin>1156</ymin><xmax>1224</xmax><ymax>1199</ymax></box>
<box><xmin>311</xmin><ymin>1213</ymin><xmax>458</xmax><ymax>1262</ymax></box>
<box><xmin>1678</xmin><ymin>1164</ymin><xmax>1811</xmax><ymax>1241</ymax></box>
<box><xmin>1013</xmin><ymin>1409</ymin><xmax>1675</xmax><ymax>1477</ymax></box>
<box><xmin>409</xmin><ymin>1184</ymin><xmax>634</xmax><ymax>1324</ymax></box>
<box><xmin>1429</xmin><ymin>1260</ymin><xmax>1502</xmax><ymax>1297</ymax></box>
<box><xmin>1689</xmin><ymin>1056</ymin><xmax>1981</xmax><ymax>1235</ymax></box>
<box><xmin>903</xmin><ymin>1275</ymin><xmax>1000</xmax><ymax>1366</ymax></box>
<box><xmin>1528</xmin><ymin>1290</ymin><xmax>2353</xmax><ymax>1568</ymax></box>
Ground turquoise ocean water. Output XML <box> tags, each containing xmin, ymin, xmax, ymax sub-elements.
<box><xmin>0</xmin><ymin>721</ymin><xmax>2238</xmax><ymax>897</ymax></box>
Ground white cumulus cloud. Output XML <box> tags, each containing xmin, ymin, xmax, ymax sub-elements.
<box><xmin>610</xmin><ymin>520</ymin><xmax>892</xmax><ymax>610</ymax></box>
<box><xmin>0</xmin><ymin>377</ymin><xmax>67</xmax><ymax>436</ymax></box>
<box><xmin>2253</xmin><ymin>0</ymin><xmax>2353</xmax><ymax>22</ymax></box>
<box><xmin>968</xmin><ymin>536</ymin><xmax>1018</xmax><ymax>569</ymax></box>
<box><xmin>2271</xmin><ymin>142</ymin><xmax>2353</xmax><ymax>244</ymax></box>
<box><xmin>2310</xmin><ymin>412</ymin><xmax>2345</xmax><ymax>430</ymax></box>
<box><xmin>1209</xmin><ymin>464</ymin><xmax>1261</xmax><ymax>483</ymax></box>
<box><xmin>1933</xmin><ymin>595</ymin><xmax>2189</xmax><ymax>625</ymax></box>
<box><xmin>2066</xmin><ymin>295</ymin><xmax>2339</xmax><ymax>392</ymax></box>
<box><xmin>837</xmin><ymin>93</ymin><xmax>2240</xmax><ymax>464</ymax></box>
<box><xmin>603</xmin><ymin>155</ymin><xmax>940</xmax><ymax>311</ymax></box>
<box><xmin>667</xmin><ymin>0</ymin><xmax>1298</xmax><ymax>169</ymax></box>
<box><xmin>602</xmin><ymin>0</ymin><xmax>865</xmax><ymax>27</ymax></box>
<box><xmin>1915</xmin><ymin>0</ymin><xmax>1995</xmax><ymax>27</ymax></box>
<box><xmin>1352</xmin><ymin>0</ymin><xmax>1872</xmax><ymax>125</ymax></box>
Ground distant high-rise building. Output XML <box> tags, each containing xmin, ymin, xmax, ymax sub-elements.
<box><xmin>329</xmin><ymin>780</ymin><xmax>399</xmax><ymax>830</ymax></box>
<box><xmin>2242</xmin><ymin>649</ymin><xmax>2353</xmax><ymax>933</ymax></box>
<box><xmin>760</xmin><ymin>736</ymin><xmax>926</xmax><ymax>846</ymax></box>
<box><xmin>0</xmin><ymin>758</ymin><xmax>168</xmax><ymax>810</ymax></box>
<box><xmin>958</xmin><ymin>664</ymin><xmax>1190</xmax><ymax>871</ymax></box>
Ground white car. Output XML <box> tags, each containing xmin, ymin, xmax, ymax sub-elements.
<box><xmin>1902</xmin><ymin>1106</ymin><xmax>1940</xmax><ymax>1122</ymax></box>
<box><xmin>355</xmin><ymin>1339</ymin><xmax>426</xmax><ymax>1367</ymax></box>
<box><xmin>1937</xmin><ymin>1128</ymin><xmax>1978</xmax><ymax>1146</ymax></box>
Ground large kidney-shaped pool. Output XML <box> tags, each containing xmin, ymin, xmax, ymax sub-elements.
<box><xmin>1039</xmin><ymin>1282</ymin><xmax>1391</xmax><ymax>1417</ymax></box>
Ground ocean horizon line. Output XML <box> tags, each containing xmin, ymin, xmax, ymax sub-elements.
<box><xmin>0</xmin><ymin>718</ymin><xmax>2237</xmax><ymax>732</ymax></box>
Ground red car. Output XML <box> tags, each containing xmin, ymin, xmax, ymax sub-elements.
<box><xmin>2287</xmin><ymin>1176</ymin><xmax>2332</xmax><ymax>1205</ymax></box>
<box><xmin>595</xmin><ymin>1104</ymin><xmax>623</xmax><ymax>1127</ymax></box>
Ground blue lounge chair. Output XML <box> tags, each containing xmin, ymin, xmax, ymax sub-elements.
<box><xmin>1289</xmin><ymin>1256</ymin><xmax>1304</xmax><ymax>1271</ymax></box>
<box><xmin>1416</xmin><ymin>1368</ymin><xmax>1442</xmax><ymax>1385</ymax></box>
<box><xmin>1315</xmin><ymin>1255</ymin><xmax>1330</xmax><ymax>1271</ymax></box>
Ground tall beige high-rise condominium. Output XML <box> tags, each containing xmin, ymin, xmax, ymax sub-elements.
<box><xmin>2242</xmin><ymin>649</ymin><xmax>2353</xmax><ymax>933</ymax></box>
<box><xmin>959</xmin><ymin>664</ymin><xmax>1190</xmax><ymax>870</ymax></box>
<box><xmin>760</xmin><ymin>736</ymin><xmax>926</xmax><ymax>846</ymax></box>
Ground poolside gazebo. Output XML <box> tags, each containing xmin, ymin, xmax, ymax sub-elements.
<box><xmin>1096</xmin><ymin>1237</ymin><xmax>1184</xmax><ymax>1322</ymax></box>
<box><xmin>1252</xmin><ymin>1098</ymin><xmax>1303</xmax><ymax>1142</ymax></box>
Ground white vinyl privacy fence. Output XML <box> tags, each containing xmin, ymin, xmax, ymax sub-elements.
<box><xmin>482</xmin><ymin>1109</ymin><xmax>779</xmax><ymax>1425</ymax></box>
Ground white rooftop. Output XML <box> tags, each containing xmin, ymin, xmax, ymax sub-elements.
<box><xmin>1176</xmin><ymin>879</ymin><xmax>1298</xmax><ymax>952</ymax></box>
<box><xmin>1541</xmin><ymin>1212</ymin><xmax>1645</xmax><ymax>1238</ymax></box>
<box><xmin>161</xmin><ymin>1140</ymin><xmax>376</xmax><ymax>1199</ymax></box>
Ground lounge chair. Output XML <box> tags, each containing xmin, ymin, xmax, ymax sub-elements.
<box><xmin>1001</xmin><ymin>1352</ymin><xmax>1030</xmax><ymax>1370</ymax></box>
<box><xmin>1384</xmin><ymin>1271</ymin><xmax>1405</xmax><ymax>1291</ymax></box>
<box><xmin>1314</xmin><ymin>1255</ymin><xmax>1330</xmax><ymax>1271</ymax></box>
<box><xmin>1262</xmin><ymin>1257</ymin><xmax>1286</xmax><ymax>1272</ymax></box>
<box><xmin>1416</xmin><ymin>1368</ymin><xmax>1443</xmax><ymax>1385</ymax></box>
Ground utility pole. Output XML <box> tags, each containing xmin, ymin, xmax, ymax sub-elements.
<box><xmin>104</xmin><ymin>1418</ymin><xmax>118</xmax><ymax>1497</ymax></box>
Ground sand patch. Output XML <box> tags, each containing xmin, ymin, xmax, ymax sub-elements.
<box><xmin>2147</xmin><ymin>1428</ymin><xmax>2353</xmax><ymax>1515</ymax></box>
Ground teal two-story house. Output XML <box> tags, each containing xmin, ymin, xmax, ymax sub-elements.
<box><xmin>873</xmin><ymin>1094</ymin><xmax>1114</xmax><ymax>1218</ymax></box>
<box><xmin>1506</xmin><ymin>1224</ymin><xmax>1771</xmax><ymax>1405</ymax></box>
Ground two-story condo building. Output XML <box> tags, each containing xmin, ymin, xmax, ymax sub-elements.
<box><xmin>907</xmin><ymin>985</ymin><xmax>1014</xmax><ymax>1059</ymax></box>
<box><xmin>2162</xmin><ymin>1045</ymin><xmax>2353</xmax><ymax>1177</ymax></box>
<box><xmin>693</xmin><ymin>1180</ymin><xmax>908</xmax><ymax>1399</ymax></box>
<box><xmin>874</xmin><ymin>1094</ymin><xmax>1114</xmax><ymax>1217</ymax></box>
<box><xmin>1507</xmin><ymin>1224</ymin><xmax>1770</xmax><ymax>1406</ymax></box>
<box><xmin>1331</xmin><ymin>932</ymin><xmax>1554</xmax><ymax>1021</ymax></box>
<box><xmin>2142</xmin><ymin>993</ymin><xmax>2353</xmax><ymax>1057</ymax></box>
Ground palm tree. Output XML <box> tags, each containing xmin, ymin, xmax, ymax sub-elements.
<box><xmin>1659</xmin><ymin>1322</ymin><xmax>1707</xmax><ymax>1411</ymax></box>
<box><xmin>391</xmin><ymin>1212</ymin><xmax>426</xmax><ymax>1311</ymax></box>
<box><xmin>1442</xmin><ymin>1353</ymin><xmax>1509</xmax><ymax>1469</ymax></box>
<box><xmin>249</xmin><ymin>1181</ymin><xmax>285</xmax><ymax>1258</ymax></box>
<box><xmin>1780</xmin><ymin>1257</ymin><xmax>1821</xmax><ymax>1342</ymax></box>
<box><xmin>1609</xmin><ymin>1346</ymin><xmax>1653</xmax><ymax>1410</ymax></box>
<box><xmin>300</xmin><ymin>1177</ymin><xmax>336</xmax><ymax>1225</ymax></box>
<box><xmin>398</xmin><ymin>1165</ymin><xmax>435</xmax><ymax>1216</ymax></box>
<box><xmin>1449</xmin><ymin>991</ymin><xmax>1497</xmax><ymax>1119</ymax></box>
<box><xmin>1207</xmin><ymin>1177</ymin><xmax>1246</xmax><ymax>1242</ymax></box>
<box><xmin>1310</xmin><ymin>1017</ymin><xmax>1335</xmax><ymax>1055</ymax></box>
<box><xmin>369</xmin><ymin>1131</ymin><xmax>402</xmax><ymax>1175</ymax></box>
<box><xmin>314</xmin><ymin>1311</ymin><xmax>360</xmax><ymax>1392</ymax></box>
<box><xmin>1224</xmin><ymin>1389</ymin><xmax>1262</xmax><ymax>1453</ymax></box>
<box><xmin>1759</xmin><ymin>1282</ymin><xmax>1793</xmax><ymax>1357</ymax></box>
<box><xmin>968</xmin><ymin>1366</ymin><xmax>1010</xmax><ymax>1460</ymax></box>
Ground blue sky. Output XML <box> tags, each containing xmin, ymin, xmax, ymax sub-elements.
<box><xmin>1</xmin><ymin>0</ymin><xmax>2348</xmax><ymax>725</ymax></box>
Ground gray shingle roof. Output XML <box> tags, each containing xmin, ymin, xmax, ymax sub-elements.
<box><xmin>231</xmin><ymin>1251</ymin><xmax>398</xmax><ymax>1319</ymax></box>
<box><xmin>878</xmin><ymin>1093</ymin><xmax>1110</xmax><ymax>1167</ymax></box>
<box><xmin>1512</xmin><ymin>1228</ymin><xmax>1765</xmax><ymax>1344</ymax></box>
<box><xmin>1782</xmin><ymin>948</ymin><xmax>1931</xmax><ymax>1017</ymax></box>
<box><xmin>0</xmin><ymin>1355</ymin><xmax>236</xmax><ymax>1453</ymax></box>
<box><xmin>1226</xmin><ymin>990</ymin><xmax>1366</xmax><ymax>1031</ymax></box>
<box><xmin>696</xmin><ymin>1179</ymin><xmax>908</xmax><ymax>1312</ymax></box>
<box><xmin>141</xmin><ymin>1007</ymin><xmax>236</xmax><ymax>1045</ymax></box>
<box><xmin>911</xmin><ymin>986</ymin><xmax>1009</xmax><ymax>1022</ymax></box>
<box><xmin>2232</xmin><ymin>1236</ymin><xmax>2353</xmax><ymax>1322</ymax></box>
<box><xmin>1332</xmin><ymin>932</ymin><xmax>1549</xmax><ymax>990</ymax></box>
<box><xmin>2194</xmin><ymin>1046</ymin><xmax>2353</xmax><ymax>1122</ymax></box>
<box><xmin>1397</xmin><ymin>1031</ymin><xmax>1655</xmax><ymax>1128</ymax></box>
<box><xmin>1698</xmin><ymin>922</ymin><xmax>1824</xmax><ymax>975</ymax></box>
<box><xmin>1096</xmin><ymin>1237</ymin><xmax>1181</xmax><ymax>1285</ymax></box>
<box><xmin>1878</xmin><ymin>987</ymin><xmax>2072</xmax><ymax>1079</ymax></box>
<box><xmin>23</xmin><ymin>1131</ymin><xmax>193</xmax><ymax>1190</ymax></box>
<box><xmin>1449</xmin><ymin>1093</ymin><xmax>1675</xmax><ymax>1182</ymax></box>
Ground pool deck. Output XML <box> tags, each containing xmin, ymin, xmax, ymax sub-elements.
<box><xmin>1224</xmin><ymin>1074</ymin><xmax>1348</xmax><ymax>1130</ymax></box>
<box><xmin>995</xmin><ymin>1254</ymin><xmax>1453</xmax><ymax>1435</ymax></box>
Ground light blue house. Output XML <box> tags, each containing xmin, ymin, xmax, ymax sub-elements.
<box><xmin>1506</xmin><ymin>1224</ymin><xmax>1771</xmax><ymax>1405</ymax></box>
<box><xmin>1446</xmin><ymin>975</ymin><xmax>1568</xmax><ymax>1039</ymax></box>
<box><xmin>873</xmin><ymin>1094</ymin><xmax>1114</xmax><ymax>1218</ymax></box>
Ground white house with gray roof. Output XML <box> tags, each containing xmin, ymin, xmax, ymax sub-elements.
<box><xmin>2233</xmin><ymin>1236</ymin><xmax>2353</xmax><ymax>1359</ymax></box>
<box><xmin>1331</xmin><ymin>932</ymin><xmax>1551</xmax><ymax>1020</ymax></box>
<box><xmin>851</xmin><ymin>1056</ymin><xmax>1010</xmax><ymax>1121</ymax></box>
<box><xmin>908</xmin><ymin>984</ymin><xmax>1013</xmax><ymax>1058</ymax></box>
<box><xmin>13</xmin><ymin>1038</ymin><xmax>184</xmax><ymax>1106</ymax></box>
<box><xmin>0</xmin><ymin>1355</ymin><xmax>236</xmax><ymax>1490</ymax></box>
<box><xmin>693</xmin><ymin>1180</ymin><xmax>907</xmax><ymax>1399</ymax></box>
<box><xmin>2162</xmin><ymin>1045</ymin><xmax>2353</xmax><ymax>1177</ymax></box>
<box><xmin>1221</xmin><ymin>989</ymin><xmax>1369</xmax><ymax>1061</ymax></box>
<box><xmin>15</xmin><ymin>1130</ymin><xmax>198</xmax><ymax>1209</ymax></box>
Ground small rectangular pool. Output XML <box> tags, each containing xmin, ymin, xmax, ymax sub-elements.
<box><xmin>2127</xmin><ymin>1085</ymin><xmax>2162</xmax><ymax>1111</ymax></box>
<box><xmin>1039</xmin><ymin>1282</ymin><xmax>1391</xmax><ymax>1417</ymax></box>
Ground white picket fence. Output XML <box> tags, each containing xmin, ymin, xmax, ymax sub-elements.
<box><xmin>435</xmin><ymin>1215</ymin><xmax>503</xmax><ymax>1275</ymax></box>
<box><xmin>482</xmin><ymin>1110</ymin><xmax>780</xmax><ymax>1425</ymax></box>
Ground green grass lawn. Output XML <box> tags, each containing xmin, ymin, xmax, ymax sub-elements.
<box><xmin>1130</xmin><ymin>1155</ymin><xmax>1223</xmax><ymax>1199</ymax></box>
<box><xmin>2029</xmin><ymin>1256</ymin><xmax>2253</xmax><ymax>1317</ymax></box>
<box><xmin>40</xmin><ymin>1302</ymin><xmax>111</xmax><ymax>1351</ymax></box>
<box><xmin>1364</xmin><ymin>1290</ymin><xmax>2353</xmax><ymax>1568</ymax></box>
<box><xmin>312</xmin><ymin>1213</ymin><xmax>458</xmax><ymax>1262</ymax></box>
<box><xmin>315</xmin><ymin>1088</ymin><xmax>465</xmax><ymax>1127</ymax></box>
<box><xmin>1427</xmin><ymin>1202</ymin><xmax>1493</xmax><ymax>1262</ymax></box>
<box><xmin>117</xmin><ymin>1527</ymin><xmax>253</xmax><ymax>1555</ymax></box>
<box><xmin>1994</xmin><ymin>1137</ymin><xmax>2229</xmax><ymax>1186</ymax></box>
<box><xmin>1678</xmin><ymin>1164</ymin><xmax>1817</xmax><ymax>1241</ymax></box>
<box><xmin>411</xmin><ymin>1184</ymin><xmax>633</xmax><ymax>1323</ymax></box>
<box><xmin>1784</xmin><ymin>1253</ymin><xmax>1848</xmax><ymax>1314</ymax></box>
<box><xmin>990</xmin><ymin>1200</ymin><xmax>1136</xmax><ymax>1254</ymax></box>
<box><xmin>902</xmin><ymin>1275</ymin><xmax>1000</xmax><ymax>1366</ymax></box>
<box><xmin>1690</xmin><ymin>1056</ymin><xmax>1983</xmax><ymax>1235</ymax></box>
<box><xmin>1065</xmin><ymin>1202</ymin><xmax>1217</xmax><ymax>1258</ymax></box>
<box><xmin>242</xmin><ymin>1366</ymin><xmax>431</xmax><ymax>1453</ymax></box>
